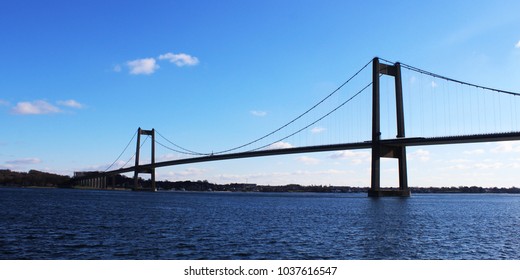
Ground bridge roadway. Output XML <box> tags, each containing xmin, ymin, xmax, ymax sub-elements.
<box><xmin>103</xmin><ymin>131</ymin><xmax>520</xmax><ymax>176</ymax></box>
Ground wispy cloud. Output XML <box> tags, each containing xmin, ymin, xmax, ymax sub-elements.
<box><xmin>10</xmin><ymin>99</ymin><xmax>84</xmax><ymax>115</ymax></box>
<box><xmin>159</xmin><ymin>168</ymin><xmax>207</xmax><ymax>180</ymax></box>
<box><xmin>5</xmin><ymin>158</ymin><xmax>42</xmax><ymax>165</ymax></box>
<box><xmin>474</xmin><ymin>162</ymin><xmax>503</xmax><ymax>169</ymax></box>
<box><xmin>431</xmin><ymin>81</ymin><xmax>438</xmax><ymax>88</ymax></box>
<box><xmin>57</xmin><ymin>99</ymin><xmax>83</xmax><ymax>109</ymax></box>
<box><xmin>310</xmin><ymin>127</ymin><xmax>326</xmax><ymax>134</ymax></box>
<box><xmin>445</xmin><ymin>159</ymin><xmax>509</xmax><ymax>171</ymax></box>
<box><xmin>449</xmin><ymin>159</ymin><xmax>472</xmax><ymax>164</ymax></box>
<box><xmin>0</xmin><ymin>99</ymin><xmax>9</xmax><ymax>106</ymax></box>
<box><xmin>491</xmin><ymin>142</ymin><xmax>520</xmax><ymax>153</ymax></box>
<box><xmin>409</xmin><ymin>149</ymin><xmax>430</xmax><ymax>162</ymax></box>
<box><xmin>157</xmin><ymin>154</ymin><xmax>182</xmax><ymax>161</ymax></box>
<box><xmin>127</xmin><ymin>58</ymin><xmax>159</xmax><ymax>75</ymax></box>
<box><xmin>464</xmin><ymin>149</ymin><xmax>485</xmax><ymax>155</ymax></box>
<box><xmin>297</xmin><ymin>156</ymin><xmax>321</xmax><ymax>165</ymax></box>
<box><xmin>515</xmin><ymin>40</ymin><xmax>520</xmax><ymax>48</ymax></box>
<box><xmin>266</xmin><ymin>142</ymin><xmax>294</xmax><ymax>150</ymax></box>
<box><xmin>113</xmin><ymin>64</ymin><xmax>122</xmax><ymax>72</ymax></box>
<box><xmin>445</xmin><ymin>164</ymin><xmax>471</xmax><ymax>170</ymax></box>
<box><xmin>250</xmin><ymin>110</ymin><xmax>267</xmax><ymax>117</ymax></box>
<box><xmin>158</xmin><ymin>52</ymin><xmax>199</xmax><ymax>67</ymax></box>
<box><xmin>12</xmin><ymin>100</ymin><xmax>61</xmax><ymax>115</ymax></box>
<box><xmin>329</xmin><ymin>150</ymin><xmax>370</xmax><ymax>164</ymax></box>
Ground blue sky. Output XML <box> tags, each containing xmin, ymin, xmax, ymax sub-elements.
<box><xmin>1</xmin><ymin>0</ymin><xmax>520</xmax><ymax>187</ymax></box>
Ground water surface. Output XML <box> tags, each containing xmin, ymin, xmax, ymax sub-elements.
<box><xmin>1</xmin><ymin>187</ymin><xmax>519</xmax><ymax>259</ymax></box>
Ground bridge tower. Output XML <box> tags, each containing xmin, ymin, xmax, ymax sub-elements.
<box><xmin>369</xmin><ymin>57</ymin><xmax>410</xmax><ymax>197</ymax></box>
<box><xmin>134</xmin><ymin>127</ymin><xmax>156</xmax><ymax>191</ymax></box>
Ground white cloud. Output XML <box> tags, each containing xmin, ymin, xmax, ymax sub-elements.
<box><xmin>211</xmin><ymin>169</ymin><xmax>357</xmax><ymax>186</ymax></box>
<box><xmin>5</xmin><ymin>158</ymin><xmax>42</xmax><ymax>165</ymax></box>
<box><xmin>177</xmin><ymin>168</ymin><xmax>207</xmax><ymax>176</ymax></box>
<box><xmin>79</xmin><ymin>160</ymin><xmax>127</xmax><ymax>172</ymax></box>
<box><xmin>158</xmin><ymin>52</ymin><xmax>199</xmax><ymax>67</ymax></box>
<box><xmin>507</xmin><ymin>161</ymin><xmax>520</xmax><ymax>169</ymax></box>
<box><xmin>215</xmin><ymin>171</ymin><xmax>292</xmax><ymax>184</ymax></box>
<box><xmin>445</xmin><ymin>164</ymin><xmax>471</xmax><ymax>170</ymax></box>
<box><xmin>443</xmin><ymin>158</ymin><xmax>505</xmax><ymax>171</ymax></box>
<box><xmin>474</xmin><ymin>162</ymin><xmax>503</xmax><ymax>169</ymax></box>
<box><xmin>449</xmin><ymin>159</ymin><xmax>471</xmax><ymax>164</ymax></box>
<box><xmin>266</xmin><ymin>141</ymin><xmax>294</xmax><ymax>149</ymax></box>
<box><xmin>463</xmin><ymin>149</ymin><xmax>485</xmax><ymax>155</ymax></box>
<box><xmin>310</xmin><ymin>127</ymin><xmax>326</xmax><ymax>134</ymax></box>
<box><xmin>57</xmin><ymin>99</ymin><xmax>83</xmax><ymax>109</ymax></box>
<box><xmin>515</xmin><ymin>40</ymin><xmax>520</xmax><ymax>48</ymax></box>
<box><xmin>160</xmin><ymin>168</ymin><xmax>207</xmax><ymax>180</ymax></box>
<box><xmin>123</xmin><ymin>52</ymin><xmax>198</xmax><ymax>75</ymax></box>
<box><xmin>315</xmin><ymin>169</ymin><xmax>350</xmax><ymax>175</ymax></box>
<box><xmin>329</xmin><ymin>150</ymin><xmax>370</xmax><ymax>164</ymax></box>
<box><xmin>330</xmin><ymin>151</ymin><xmax>354</xmax><ymax>159</ymax></box>
<box><xmin>409</xmin><ymin>149</ymin><xmax>430</xmax><ymax>162</ymax></box>
<box><xmin>297</xmin><ymin>156</ymin><xmax>321</xmax><ymax>165</ymax></box>
<box><xmin>158</xmin><ymin>153</ymin><xmax>182</xmax><ymax>161</ymax></box>
<box><xmin>127</xmin><ymin>58</ymin><xmax>159</xmax><ymax>75</ymax></box>
<box><xmin>250</xmin><ymin>110</ymin><xmax>267</xmax><ymax>117</ymax></box>
<box><xmin>491</xmin><ymin>142</ymin><xmax>520</xmax><ymax>153</ymax></box>
<box><xmin>12</xmin><ymin>100</ymin><xmax>61</xmax><ymax>115</ymax></box>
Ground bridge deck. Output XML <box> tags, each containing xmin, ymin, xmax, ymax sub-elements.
<box><xmin>102</xmin><ymin>131</ymin><xmax>520</xmax><ymax>176</ymax></box>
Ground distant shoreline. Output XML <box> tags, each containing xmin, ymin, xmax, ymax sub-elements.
<box><xmin>2</xmin><ymin>184</ymin><xmax>520</xmax><ymax>194</ymax></box>
<box><xmin>2</xmin><ymin>169</ymin><xmax>520</xmax><ymax>194</ymax></box>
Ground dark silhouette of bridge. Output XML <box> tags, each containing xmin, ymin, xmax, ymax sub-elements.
<box><xmin>74</xmin><ymin>57</ymin><xmax>520</xmax><ymax>197</ymax></box>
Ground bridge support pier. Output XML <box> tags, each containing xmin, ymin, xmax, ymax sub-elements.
<box><xmin>369</xmin><ymin>57</ymin><xmax>410</xmax><ymax>197</ymax></box>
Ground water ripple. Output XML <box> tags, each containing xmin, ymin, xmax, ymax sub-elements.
<box><xmin>1</xmin><ymin>188</ymin><xmax>519</xmax><ymax>259</ymax></box>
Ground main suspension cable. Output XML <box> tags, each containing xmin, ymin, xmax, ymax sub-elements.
<box><xmin>104</xmin><ymin>129</ymin><xmax>138</xmax><ymax>172</ymax></box>
<box><xmin>250</xmin><ymin>81</ymin><xmax>373</xmax><ymax>152</ymax></box>
<box><xmin>212</xmin><ymin>58</ymin><xmax>373</xmax><ymax>154</ymax></box>
<box><xmin>120</xmin><ymin>136</ymin><xmax>150</xmax><ymax>169</ymax></box>
<box><xmin>379</xmin><ymin>57</ymin><xmax>520</xmax><ymax>96</ymax></box>
<box><xmin>155</xmin><ymin>129</ymin><xmax>208</xmax><ymax>155</ymax></box>
<box><xmin>155</xmin><ymin>139</ymin><xmax>205</xmax><ymax>155</ymax></box>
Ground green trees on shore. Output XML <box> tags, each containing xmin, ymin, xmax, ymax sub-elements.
<box><xmin>2</xmin><ymin>169</ymin><xmax>520</xmax><ymax>193</ymax></box>
<box><xmin>0</xmin><ymin>169</ymin><xmax>70</xmax><ymax>187</ymax></box>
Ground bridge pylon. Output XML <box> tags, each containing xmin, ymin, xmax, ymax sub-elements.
<box><xmin>369</xmin><ymin>57</ymin><xmax>410</xmax><ymax>197</ymax></box>
<box><xmin>134</xmin><ymin>127</ymin><xmax>156</xmax><ymax>191</ymax></box>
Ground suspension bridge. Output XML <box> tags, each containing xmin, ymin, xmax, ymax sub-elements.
<box><xmin>73</xmin><ymin>57</ymin><xmax>520</xmax><ymax>197</ymax></box>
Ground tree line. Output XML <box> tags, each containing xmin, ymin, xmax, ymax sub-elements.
<box><xmin>1</xmin><ymin>169</ymin><xmax>520</xmax><ymax>193</ymax></box>
<box><xmin>0</xmin><ymin>169</ymin><xmax>70</xmax><ymax>187</ymax></box>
